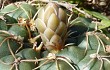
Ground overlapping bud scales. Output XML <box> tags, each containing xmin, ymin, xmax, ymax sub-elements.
<box><xmin>35</xmin><ymin>2</ymin><xmax>68</xmax><ymax>53</ymax></box>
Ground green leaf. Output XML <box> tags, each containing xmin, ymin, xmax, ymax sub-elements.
<box><xmin>0</xmin><ymin>4</ymin><xmax>18</xmax><ymax>14</ymax></box>
<box><xmin>40</xmin><ymin>60</ymin><xmax>74</xmax><ymax>70</ymax></box>
<box><xmin>0</xmin><ymin>33</ymin><xmax>20</xmax><ymax>58</ymax></box>
<box><xmin>69</xmin><ymin>17</ymin><xmax>92</xmax><ymax>36</ymax></box>
<box><xmin>78</xmin><ymin>34</ymin><xmax>101</xmax><ymax>50</ymax></box>
<box><xmin>57</xmin><ymin>46</ymin><xmax>85</xmax><ymax>64</ymax></box>
<box><xmin>91</xmin><ymin>60</ymin><xmax>104</xmax><ymax>70</ymax></box>
<box><xmin>103</xmin><ymin>59</ymin><xmax>110</xmax><ymax>70</ymax></box>
<box><xmin>40</xmin><ymin>46</ymin><xmax>85</xmax><ymax>70</ymax></box>
<box><xmin>77</xmin><ymin>50</ymin><xmax>97</xmax><ymax>70</ymax></box>
<box><xmin>0</xmin><ymin>55</ymin><xmax>16</xmax><ymax>70</ymax></box>
<box><xmin>77</xmin><ymin>32</ymin><xmax>110</xmax><ymax>51</ymax></box>
<box><xmin>4</xmin><ymin>15</ymin><xmax>17</xmax><ymax>23</ymax></box>
<box><xmin>0</xmin><ymin>55</ymin><xmax>36</xmax><ymax>70</ymax></box>
<box><xmin>19</xmin><ymin>62</ymin><xmax>36</xmax><ymax>70</ymax></box>
<box><xmin>77</xmin><ymin>50</ymin><xmax>108</xmax><ymax>70</ymax></box>
<box><xmin>85</xmin><ymin>10</ymin><xmax>109</xmax><ymax>20</ymax></box>
<box><xmin>70</xmin><ymin>17</ymin><xmax>91</xmax><ymax>26</ymax></box>
<box><xmin>0</xmin><ymin>13</ymin><xmax>4</xmax><ymax>16</ymax></box>
<box><xmin>0</xmin><ymin>19</ymin><xmax>7</xmax><ymax>30</ymax></box>
<box><xmin>16</xmin><ymin>48</ymin><xmax>40</xmax><ymax>59</ymax></box>
<box><xmin>8</xmin><ymin>24</ymin><xmax>28</xmax><ymax>39</ymax></box>
<box><xmin>0</xmin><ymin>2</ymin><xmax>37</xmax><ymax>19</ymax></box>
<box><xmin>98</xmin><ymin>19</ymin><xmax>110</xmax><ymax>29</ymax></box>
<box><xmin>20</xmin><ymin>3</ymin><xmax>37</xmax><ymax>18</ymax></box>
<box><xmin>102</xmin><ymin>28</ymin><xmax>110</xmax><ymax>40</ymax></box>
<box><xmin>40</xmin><ymin>46</ymin><xmax>110</xmax><ymax>70</ymax></box>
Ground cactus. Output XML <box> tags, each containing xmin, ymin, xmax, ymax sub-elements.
<box><xmin>0</xmin><ymin>48</ymin><xmax>39</xmax><ymax>70</ymax></box>
<box><xmin>0</xmin><ymin>0</ymin><xmax>110</xmax><ymax>70</ymax></box>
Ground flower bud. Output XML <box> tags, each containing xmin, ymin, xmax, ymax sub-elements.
<box><xmin>35</xmin><ymin>2</ymin><xmax>68</xmax><ymax>53</ymax></box>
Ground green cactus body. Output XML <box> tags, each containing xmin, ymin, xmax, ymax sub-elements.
<box><xmin>35</xmin><ymin>3</ymin><xmax>68</xmax><ymax>53</ymax></box>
